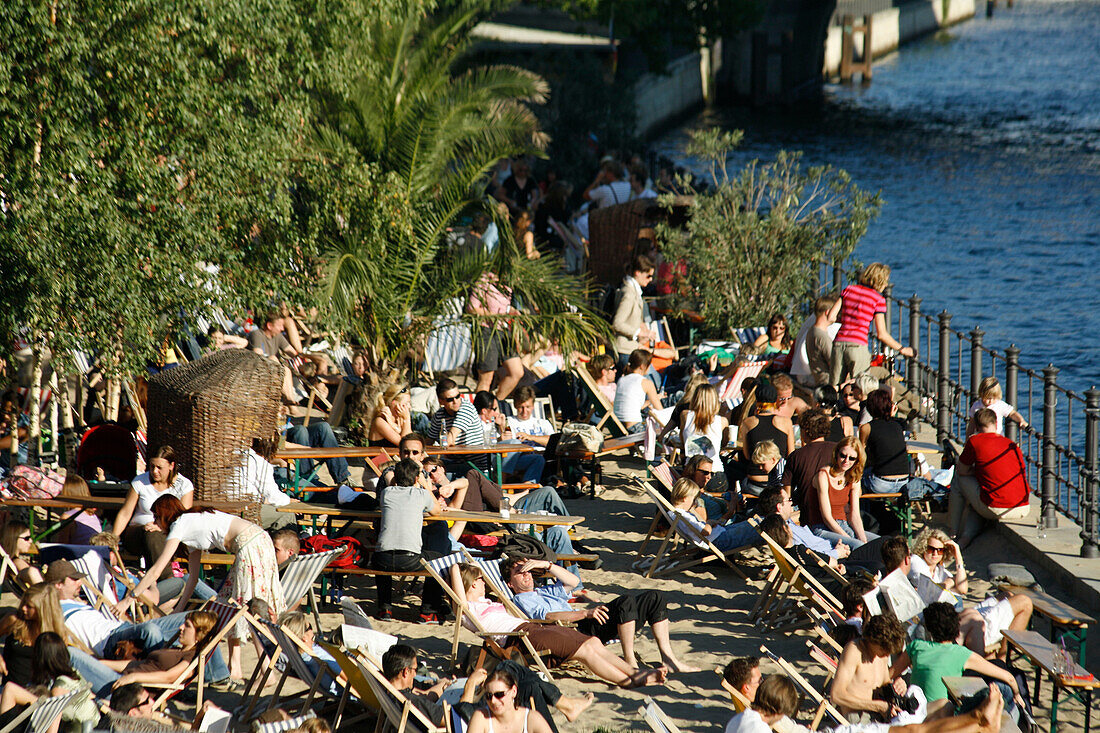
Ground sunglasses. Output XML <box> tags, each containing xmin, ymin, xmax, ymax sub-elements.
<box><xmin>926</xmin><ymin>545</ymin><xmax>945</xmax><ymax>554</ymax></box>
<box><xmin>488</xmin><ymin>691</ymin><xmax>510</xmax><ymax>700</ymax></box>
<box><xmin>839</xmin><ymin>454</ymin><xmax>858</xmax><ymax>463</ymax></box>
<box><xmin>442</xmin><ymin>395</ymin><xmax>462</xmax><ymax>403</ymax></box>
<box><xmin>18</xmin><ymin>535</ymin><xmax>30</xmax><ymax>541</ymax></box>
<box><xmin>696</xmin><ymin>470</ymin><xmax>714</xmax><ymax>477</ymax></box>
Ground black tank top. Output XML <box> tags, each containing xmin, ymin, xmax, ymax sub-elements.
<box><xmin>747</xmin><ymin>414</ymin><xmax>789</xmax><ymax>459</ymax></box>
<box><xmin>865</xmin><ymin>417</ymin><xmax>909</xmax><ymax>476</ymax></box>
<box><xmin>828</xmin><ymin>417</ymin><xmax>846</xmax><ymax>442</ymax></box>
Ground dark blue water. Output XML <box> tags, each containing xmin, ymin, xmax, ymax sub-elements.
<box><xmin>657</xmin><ymin>0</ymin><xmax>1100</xmax><ymax>396</ymax></box>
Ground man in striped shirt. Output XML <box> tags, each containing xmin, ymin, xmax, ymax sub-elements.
<box><xmin>427</xmin><ymin>378</ymin><xmax>488</xmax><ymax>470</ymax></box>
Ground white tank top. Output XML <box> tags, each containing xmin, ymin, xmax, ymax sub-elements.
<box><xmin>682</xmin><ymin>410</ymin><xmax>726</xmax><ymax>462</ymax></box>
<box><xmin>487</xmin><ymin>709</ymin><xmax>529</xmax><ymax>733</ymax></box>
<box><xmin>129</xmin><ymin>473</ymin><xmax>195</xmax><ymax>526</ymax></box>
<box><xmin>614</xmin><ymin>373</ymin><xmax>646</xmax><ymax>424</ymax></box>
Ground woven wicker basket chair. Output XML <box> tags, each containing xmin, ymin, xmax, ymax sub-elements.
<box><xmin>146</xmin><ymin>349</ymin><xmax>282</xmax><ymax>522</ymax></box>
<box><xmin>587</xmin><ymin>199</ymin><xmax>655</xmax><ymax>286</ymax></box>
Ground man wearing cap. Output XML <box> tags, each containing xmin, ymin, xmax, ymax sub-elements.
<box><xmin>46</xmin><ymin>559</ymin><xmax>230</xmax><ymax>686</ymax></box>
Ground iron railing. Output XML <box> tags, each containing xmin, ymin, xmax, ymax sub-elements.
<box><xmin>815</xmin><ymin>261</ymin><xmax>1100</xmax><ymax>558</ymax></box>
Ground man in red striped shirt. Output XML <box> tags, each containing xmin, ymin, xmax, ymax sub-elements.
<box><xmin>827</xmin><ymin>262</ymin><xmax>914</xmax><ymax>385</ymax></box>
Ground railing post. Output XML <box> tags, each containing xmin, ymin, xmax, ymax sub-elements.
<box><xmin>883</xmin><ymin>283</ymin><xmax>894</xmax><ymax>335</ymax></box>
<box><xmin>1004</xmin><ymin>345</ymin><xmax>1020</xmax><ymax>443</ymax></box>
<box><xmin>1082</xmin><ymin>387</ymin><xmax>1100</xmax><ymax>558</ymax></box>
<box><xmin>908</xmin><ymin>296</ymin><xmax>922</xmax><ymax>433</ymax></box>
<box><xmin>832</xmin><ymin>261</ymin><xmax>843</xmax><ymax>292</ymax></box>
<box><xmin>970</xmin><ymin>326</ymin><xmax>985</xmax><ymax>398</ymax></box>
<box><xmin>937</xmin><ymin>311</ymin><xmax>952</xmax><ymax>445</ymax></box>
<box><xmin>1041</xmin><ymin>365</ymin><xmax>1059</xmax><ymax>529</ymax></box>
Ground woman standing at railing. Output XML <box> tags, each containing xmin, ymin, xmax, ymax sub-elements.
<box><xmin>828</xmin><ymin>263</ymin><xmax>914</xmax><ymax>386</ymax></box>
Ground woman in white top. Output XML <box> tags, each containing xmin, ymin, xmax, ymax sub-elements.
<box><xmin>679</xmin><ymin>384</ymin><xmax>730</xmax><ymax>465</ymax></box>
<box><xmin>467</xmin><ymin>667</ymin><xmax>553</xmax><ymax>733</ymax></box>
<box><xmin>120</xmin><ymin>495</ymin><xmax>285</xmax><ymax>681</ymax></box>
<box><xmin>613</xmin><ymin>349</ymin><xmax>664</xmax><ymax>430</ymax></box>
<box><xmin>111</xmin><ymin>445</ymin><xmax>194</xmax><ymax>580</ymax></box>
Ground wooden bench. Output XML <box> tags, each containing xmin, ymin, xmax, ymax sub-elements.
<box><xmin>942</xmin><ymin>676</ymin><xmax>1023</xmax><ymax>733</ymax></box>
<box><xmin>999</xmin><ymin>583</ymin><xmax>1096</xmax><ymax>663</ymax></box>
<box><xmin>1002</xmin><ymin>629</ymin><xmax>1100</xmax><ymax>732</ymax></box>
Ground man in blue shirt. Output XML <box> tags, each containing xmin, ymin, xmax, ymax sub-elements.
<box><xmin>503</xmin><ymin>557</ymin><xmax>698</xmax><ymax>673</ymax></box>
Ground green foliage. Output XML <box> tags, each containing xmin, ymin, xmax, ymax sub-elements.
<box><xmin>656</xmin><ymin>128</ymin><xmax>882</xmax><ymax>338</ymax></box>
<box><xmin>0</xmin><ymin>0</ymin><xmax>388</xmax><ymax>374</ymax></box>
<box><xmin>313</xmin><ymin>0</ymin><xmax>608</xmax><ymax>368</ymax></box>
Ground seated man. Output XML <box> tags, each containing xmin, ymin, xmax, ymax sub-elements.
<box><xmin>722</xmin><ymin>656</ymin><xmax>762</xmax><ymax>704</ymax></box>
<box><xmin>109</xmin><ymin>683</ymin><xmax>228</xmax><ymax>731</ymax></box>
<box><xmin>504</xmin><ymin>557</ymin><xmax>697</xmax><ymax>673</ymax></box>
<box><xmin>772</xmin><ymin>374</ymin><xmax>811</xmax><ymax>420</ymax></box>
<box><xmin>758</xmin><ymin>514</ymin><xmax>844</xmax><ymax>573</ymax></box>
<box><xmin>426</xmin><ymin>378</ymin><xmax>488</xmax><ymax>471</ymax></box>
<box><xmin>830</xmin><ymin>613</ymin><xmax>925</xmax><ymax>723</ymax></box>
<box><xmin>381</xmin><ymin>643</ymin><xmax>593</xmax><ymax>731</ymax></box>
<box><xmin>949</xmin><ymin>408</ymin><xmax>1032</xmax><ymax>548</ymax></box>
<box><xmin>501</xmin><ymin>385</ymin><xmax>554</xmax><ymax>484</ymax></box>
<box><xmin>770</xmin><ymin>486</ymin><xmax>850</xmax><ymax>564</ymax></box>
<box><xmin>783</xmin><ymin>408</ymin><xmax>838</xmax><ymax>510</ymax></box>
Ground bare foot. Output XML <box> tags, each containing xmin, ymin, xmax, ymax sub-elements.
<box><xmin>977</xmin><ymin>684</ymin><xmax>1004</xmax><ymax>733</ymax></box>
<box><xmin>626</xmin><ymin>666</ymin><xmax>668</xmax><ymax>688</ymax></box>
<box><xmin>556</xmin><ymin>692</ymin><xmax>596</xmax><ymax>722</ymax></box>
<box><xmin>662</xmin><ymin>657</ymin><xmax>701</xmax><ymax>673</ymax></box>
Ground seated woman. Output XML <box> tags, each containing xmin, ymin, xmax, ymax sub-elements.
<box><xmin>804</xmin><ymin>437</ymin><xmax>878</xmax><ymax>549</ymax></box>
<box><xmin>1</xmin><ymin>521</ymin><xmax>43</xmax><ymax>586</ymax></box>
<box><xmin>751</xmin><ymin>314</ymin><xmax>794</xmax><ymax>357</ymax></box>
<box><xmin>908</xmin><ymin>528</ymin><xmax>1033</xmax><ymax>657</ymax></box>
<box><xmin>0</xmin><ymin>632</ymin><xmax>100</xmax><ymax>733</ymax></box>
<box><xmin>451</xmin><ymin>563</ymin><xmax>667</xmax><ymax>688</ymax></box>
<box><xmin>98</xmin><ymin>611</ymin><xmax>218</xmax><ymax>689</ymax></box>
<box><xmin>56</xmin><ymin>475</ymin><xmax>103</xmax><ymax>546</ymax></box>
<box><xmin>612</xmin><ymin>349</ymin><xmax>664</xmax><ymax>431</ymax></box>
<box><xmin>276</xmin><ymin>611</ymin><xmax>344</xmax><ymax>696</ymax></box>
<box><xmin>366</xmin><ymin>383</ymin><xmax>413</xmax><ymax>448</ymax></box>
<box><xmin>668</xmin><ymin>478</ymin><xmax>755</xmax><ymax>551</ymax></box>
<box><xmin>0</xmin><ymin>584</ymin><xmax>72</xmax><ymax>689</ymax></box>
<box><xmin>679</xmin><ymin>384</ymin><xmax>730</xmax><ymax>471</ymax></box>
<box><xmin>513</xmin><ymin>210</ymin><xmax>541</xmax><ymax>260</ymax></box>
<box><xmin>467</xmin><ymin>668</ymin><xmax>553</xmax><ymax>733</ymax></box>
<box><xmin>859</xmin><ymin>388</ymin><xmax>910</xmax><ymax>494</ymax></box>
<box><xmin>815</xmin><ymin>385</ymin><xmax>854</xmax><ymax>440</ymax></box>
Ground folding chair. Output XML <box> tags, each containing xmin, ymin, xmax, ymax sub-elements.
<box><xmin>0</xmin><ymin>686</ymin><xmax>91</xmax><ymax>733</ymax></box>
<box><xmin>805</xmin><ymin>640</ymin><xmax>839</xmax><ymax>686</ymax></box>
<box><xmin>0</xmin><ymin>545</ymin><xmax>31</xmax><ymax>599</ymax></box>
<box><xmin>67</xmin><ymin>549</ymin><xmax>130</xmax><ymax>623</ymax></box>
<box><xmin>420</xmin><ymin>553</ymin><xmax>554</xmax><ymax>681</ymax></box>
<box><xmin>280</xmin><ymin>548</ymin><xmax>341</xmax><ymax>629</ymax></box>
<box><xmin>760</xmin><ymin>645</ymin><xmax>845</xmax><ymax>730</ymax></box>
<box><xmin>637</xmin><ymin>697</ymin><xmax>682</xmax><ymax>733</ymax></box>
<box><xmin>532</xmin><ymin>396</ymin><xmax>558</xmax><ymax>430</ymax></box>
<box><xmin>353</xmin><ymin>650</ymin><xmax>447</xmax><ymax>733</ymax></box>
<box><xmin>749</xmin><ymin>520</ymin><xmax>844</xmax><ymax>632</ymax></box>
<box><xmin>572</xmin><ymin>364</ymin><xmax>628</xmax><ymax>436</ymax></box>
<box><xmin>253</xmin><ymin>712</ymin><xmax>316</xmax><ymax>733</ymax></box>
<box><xmin>716</xmin><ymin>360</ymin><xmax>768</xmax><ymax>409</ymax></box>
<box><xmin>149</xmin><ymin>599</ymin><xmax>253</xmax><ymax>712</ymax></box>
<box><xmin>629</xmin><ymin>480</ymin><xmax>750</xmax><ymax>580</ymax></box>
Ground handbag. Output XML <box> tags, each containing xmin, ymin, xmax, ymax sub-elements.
<box><xmin>556</xmin><ymin>423</ymin><xmax>604</xmax><ymax>454</ymax></box>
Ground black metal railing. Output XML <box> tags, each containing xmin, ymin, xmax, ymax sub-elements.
<box><xmin>815</xmin><ymin>261</ymin><xmax>1100</xmax><ymax>558</ymax></box>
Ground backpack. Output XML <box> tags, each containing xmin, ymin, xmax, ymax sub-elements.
<box><xmin>4</xmin><ymin>465</ymin><xmax>65</xmax><ymax>500</ymax></box>
<box><xmin>300</xmin><ymin>534</ymin><xmax>365</xmax><ymax>570</ymax></box>
<box><xmin>556</xmin><ymin>423</ymin><xmax>604</xmax><ymax>454</ymax></box>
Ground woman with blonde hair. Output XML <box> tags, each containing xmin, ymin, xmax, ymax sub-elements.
<box><xmin>366</xmin><ymin>383</ymin><xmax>413</xmax><ymax>447</ymax></box>
<box><xmin>0</xmin><ymin>584</ymin><xmax>74</xmax><ymax>687</ymax></box>
<box><xmin>827</xmin><ymin>262</ymin><xmax>915</xmax><ymax>386</ymax></box>
<box><xmin>679</xmin><ymin>384</ymin><xmax>730</xmax><ymax>467</ymax></box>
<box><xmin>805</xmin><ymin>437</ymin><xmax>877</xmax><ymax>549</ymax></box>
<box><xmin>908</xmin><ymin>527</ymin><xmax>968</xmax><ymax>592</ymax></box>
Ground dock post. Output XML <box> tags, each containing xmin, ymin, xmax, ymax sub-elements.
<box><xmin>1041</xmin><ymin>365</ymin><xmax>1060</xmax><ymax>529</ymax></box>
<box><xmin>1004</xmin><ymin>345</ymin><xmax>1020</xmax><ymax>443</ymax></box>
<box><xmin>908</xmin><ymin>296</ymin><xmax>922</xmax><ymax>434</ymax></box>
<box><xmin>1083</xmin><ymin>387</ymin><xmax>1100</xmax><ymax>558</ymax></box>
<box><xmin>969</xmin><ymin>326</ymin><xmax>984</xmax><ymax>399</ymax></box>
<box><xmin>937</xmin><ymin>311</ymin><xmax>952</xmax><ymax>445</ymax></box>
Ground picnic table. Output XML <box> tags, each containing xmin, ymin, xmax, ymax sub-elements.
<box><xmin>942</xmin><ymin>676</ymin><xmax>1023</xmax><ymax>733</ymax></box>
<box><xmin>998</xmin><ymin>583</ymin><xmax>1095</xmax><ymax>662</ymax></box>
<box><xmin>1002</xmin><ymin>628</ymin><xmax>1099</xmax><ymax>732</ymax></box>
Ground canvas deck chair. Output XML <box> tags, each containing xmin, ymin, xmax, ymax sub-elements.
<box><xmin>253</xmin><ymin>712</ymin><xmax>317</xmax><ymax>733</ymax></box>
<box><xmin>148</xmin><ymin>599</ymin><xmax>252</xmax><ymax>712</ymax></box>
<box><xmin>805</xmin><ymin>640</ymin><xmax>839</xmax><ymax>686</ymax></box>
<box><xmin>281</xmin><ymin>548</ymin><xmax>341</xmax><ymax>629</ymax></box>
<box><xmin>637</xmin><ymin>697</ymin><xmax>682</xmax><ymax>733</ymax></box>
<box><xmin>67</xmin><ymin>548</ymin><xmax>129</xmax><ymax>622</ymax></box>
<box><xmin>760</xmin><ymin>645</ymin><xmax>845</xmax><ymax>730</ymax></box>
<box><xmin>749</xmin><ymin>520</ymin><xmax>844</xmax><ymax>632</ymax></box>
<box><xmin>421</xmin><ymin>553</ymin><xmax>554</xmax><ymax>681</ymax></box>
<box><xmin>630</xmin><ymin>480</ymin><xmax>749</xmax><ymax>580</ymax></box>
<box><xmin>716</xmin><ymin>360</ymin><xmax>768</xmax><ymax>408</ymax></box>
<box><xmin>0</xmin><ymin>686</ymin><xmax>90</xmax><ymax>733</ymax></box>
<box><xmin>572</xmin><ymin>363</ymin><xmax>628</xmax><ymax>436</ymax></box>
<box><xmin>353</xmin><ymin>650</ymin><xmax>448</xmax><ymax>733</ymax></box>
<box><xmin>0</xmin><ymin>545</ymin><xmax>30</xmax><ymax>599</ymax></box>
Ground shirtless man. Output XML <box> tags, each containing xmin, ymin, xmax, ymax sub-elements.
<box><xmin>773</xmin><ymin>374</ymin><xmax>811</xmax><ymax>420</ymax></box>
<box><xmin>830</xmin><ymin>614</ymin><xmax>913</xmax><ymax>722</ymax></box>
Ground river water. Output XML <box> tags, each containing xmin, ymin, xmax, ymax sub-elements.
<box><xmin>655</xmin><ymin>0</ymin><xmax>1100</xmax><ymax>396</ymax></box>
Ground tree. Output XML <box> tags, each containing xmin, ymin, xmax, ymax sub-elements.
<box><xmin>312</xmin><ymin>0</ymin><xmax>608</xmax><ymax>370</ymax></box>
<box><xmin>656</xmin><ymin>129</ymin><xmax>882</xmax><ymax>338</ymax></box>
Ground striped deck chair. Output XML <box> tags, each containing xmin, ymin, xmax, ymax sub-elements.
<box><xmin>717</xmin><ymin>359</ymin><xmax>768</xmax><ymax>409</ymax></box>
<box><xmin>352</xmin><ymin>651</ymin><xmax>446</xmax><ymax>733</ymax></box>
<box><xmin>732</xmin><ymin>326</ymin><xmax>767</xmax><ymax>346</ymax></box>
<box><xmin>252</xmin><ymin>712</ymin><xmax>316</xmax><ymax>733</ymax></box>
<box><xmin>67</xmin><ymin>549</ymin><xmax>128</xmax><ymax>622</ymax></box>
<box><xmin>629</xmin><ymin>480</ymin><xmax>750</xmax><ymax>580</ymax></box>
<box><xmin>421</xmin><ymin>553</ymin><xmax>554</xmax><ymax>681</ymax></box>
<box><xmin>760</xmin><ymin>645</ymin><xmax>845</xmax><ymax>730</ymax></box>
<box><xmin>149</xmin><ymin>599</ymin><xmax>248</xmax><ymax>712</ymax></box>
<box><xmin>281</xmin><ymin>548</ymin><xmax>341</xmax><ymax>629</ymax></box>
<box><xmin>637</xmin><ymin>698</ymin><xmax>682</xmax><ymax>733</ymax></box>
<box><xmin>0</xmin><ymin>685</ymin><xmax>91</xmax><ymax>733</ymax></box>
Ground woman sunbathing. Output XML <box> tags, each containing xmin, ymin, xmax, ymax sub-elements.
<box><xmin>451</xmin><ymin>564</ymin><xmax>666</xmax><ymax>688</ymax></box>
<box><xmin>100</xmin><ymin>611</ymin><xmax>218</xmax><ymax>689</ymax></box>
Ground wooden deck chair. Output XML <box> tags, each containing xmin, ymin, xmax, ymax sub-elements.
<box><xmin>532</xmin><ymin>396</ymin><xmax>558</xmax><ymax>430</ymax></box>
<box><xmin>759</xmin><ymin>645</ymin><xmax>845</xmax><ymax>730</ymax></box>
<box><xmin>420</xmin><ymin>553</ymin><xmax>554</xmax><ymax>681</ymax></box>
<box><xmin>717</xmin><ymin>360</ymin><xmax>768</xmax><ymax>407</ymax></box>
<box><xmin>572</xmin><ymin>364</ymin><xmax>628</xmax><ymax>436</ymax></box>
<box><xmin>149</xmin><ymin>599</ymin><xmax>250</xmax><ymax>712</ymax></box>
<box><xmin>805</xmin><ymin>640</ymin><xmax>839</xmax><ymax>687</ymax></box>
<box><xmin>353</xmin><ymin>650</ymin><xmax>447</xmax><ymax>733</ymax></box>
<box><xmin>281</xmin><ymin>548</ymin><xmax>341</xmax><ymax>629</ymax></box>
<box><xmin>718</xmin><ymin>674</ymin><xmax>786</xmax><ymax>731</ymax></box>
<box><xmin>67</xmin><ymin>548</ymin><xmax>130</xmax><ymax>622</ymax></box>
<box><xmin>253</xmin><ymin>712</ymin><xmax>317</xmax><ymax>733</ymax></box>
<box><xmin>0</xmin><ymin>686</ymin><xmax>90</xmax><ymax>733</ymax></box>
<box><xmin>749</xmin><ymin>520</ymin><xmax>844</xmax><ymax>632</ymax></box>
<box><xmin>637</xmin><ymin>697</ymin><xmax>682</xmax><ymax>733</ymax></box>
<box><xmin>629</xmin><ymin>480</ymin><xmax>749</xmax><ymax>580</ymax></box>
<box><xmin>318</xmin><ymin>641</ymin><xmax>384</xmax><ymax>713</ymax></box>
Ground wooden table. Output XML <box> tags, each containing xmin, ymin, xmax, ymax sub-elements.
<box><xmin>1003</xmin><ymin>628</ymin><xmax>1099</xmax><ymax>731</ymax></box>
<box><xmin>906</xmin><ymin>440</ymin><xmax>941</xmax><ymax>455</ymax></box>
<box><xmin>999</xmin><ymin>583</ymin><xmax>1095</xmax><ymax>663</ymax></box>
<box><xmin>942</xmin><ymin>676</ymin><xmax>1023</xmax><ymax>733</ymax></box>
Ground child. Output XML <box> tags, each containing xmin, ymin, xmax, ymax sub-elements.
<box><xmin>966</xmin><ymin>376</ymin><xmax>1027</xmax><ymax>436</ymax></box>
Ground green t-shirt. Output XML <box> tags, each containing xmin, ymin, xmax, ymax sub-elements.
<box><xmin>906</xmin><ymin>639</ymin><xmax>973</xmax><ymax>702</ymax></box>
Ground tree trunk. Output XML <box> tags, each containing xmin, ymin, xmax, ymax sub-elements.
<box><xmin>58</xmin><ymin>372</ymin><xmax>76</xmax><ymax>467</ymax></box>
<box><xmin>106</xmin><ymin>378</ymin><xmax>121</xmax><ymax>423</ymax></box>
<box><xmin>28</xmin><ymin>346</ymin><xmax>43</xmax><ymax>446</ymax></box>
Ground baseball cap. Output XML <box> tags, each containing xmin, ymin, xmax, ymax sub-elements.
<box><xmin>44</xmin><ymin>559</ymin><xmax>86</xmax><ymax>585</ymax></box>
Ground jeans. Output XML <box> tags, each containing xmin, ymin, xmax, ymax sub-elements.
<box><xmin>101</xmin><ymin>612</ymin><xmax>230</xmax><ymax>682</ymax></box>
<box><xmin>810</xmin><ymin>520</ymin><xmax>880</xmax><ymax>549</ymax></box>
<box><xmin>710</xmin><ymin>520</ymin><xmax>760</xmax><ymax>553</ymax></box>
<box><xmin>157</xmin><ymin>574</ymin><xmax>218</xmax><ymax>603</ymax></box>
<box><xmin>287</xmin><ymin>421</ymin><xmax>350</xmax><ymax>485</ymax></box>
<box><xmin>502</xmin><ymin>451</ymin><xmax>546</xmax><ymax>484</ymax></box>
<box><xmin>863</xmin><ymin>474</ymin><xmax>908</xmax><ymax>495</ymax></box>
<box><xmin>69</xmin><ymin>647</ymin><xmax>121</xmax><ymax>697</ymax></box>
